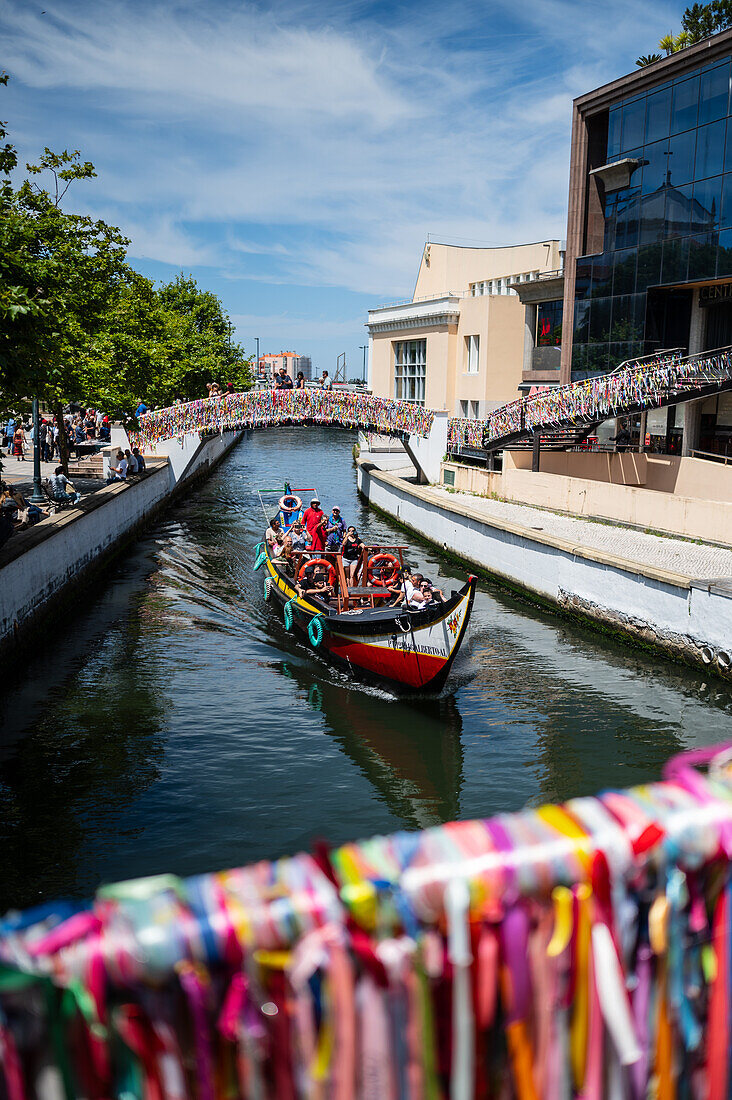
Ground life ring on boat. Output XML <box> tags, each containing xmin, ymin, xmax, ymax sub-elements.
<box><xmin>279</xmin><ymin>494</ymin><xmax>302</xmax><ymax>513</ymax></box>
<box><xmin>254</xmin><ymin>550</ymin><xmax>268</xmax><ymax>571</ymax></box>
<box><xmin>367</xmin><ymin>553</ymin><xmax>400</xmax><ymax>587</ymax></box>
<box><xmin>308</xmin><ymin>614</ymin><xmax>325</xmax><ymax>648</ymax></box>
<box><xmin>298</xmin><ymin>558</ymin><xmax>336</xmax><ymax>586</ymax></box>
<box><xmin>283</xmin><ymin>598</ymin><xmax>296</xmax><ymax>630</ymax></box>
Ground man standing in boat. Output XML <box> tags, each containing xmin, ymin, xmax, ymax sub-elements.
<box><xmin>302</xmin><ymin>498</ymin><xmax>324</xmax><ymax>542</ymax></box>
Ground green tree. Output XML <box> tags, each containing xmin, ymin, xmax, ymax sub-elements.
<box><xmin>156</xmin><ymin>274</ymin><xmax>251</xmax><ymax>401</ymax></box>
<box><xmin>654</xmin><ymin>1</ymin><xmax>732</xmax><ymax>58</ymax></box>
<box><xmin>0</xmin><ymin>77</ymin><xmax>251</xmax><ymax>458</ymax></box>
<box><xmin>681</xmin><ymin>2</ymin><xmax>718</xmax><ymax>39</ymax></box>
<box><xmin>0</xmin><ymin>138</ymin><xmax>131</xmax><ymax>465</ymax></box>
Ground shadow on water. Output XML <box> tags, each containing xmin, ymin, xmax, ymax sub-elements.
<box><xmin>1</xmin><ymin>425</ymin><xmax>731</xmax><ymax>907</ymax></box>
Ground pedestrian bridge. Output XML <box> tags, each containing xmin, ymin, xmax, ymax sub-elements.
<box><xmin>448</xmin><ymin>345</ymin><xmax>732</xmax><ymax>458</ymax></box>
<box><xmin>133</xmin><ymin>388</ymin><xmax>434</xmax><ymax>446</ymax></box>
<box><xmin>132</xmin><ymin>388</ymin><xmax>446</xmax><ymax>483</ymax></box>
<box><xmin>132</xmin><ymin>345</ymin><xmax>732</xmax><ymax>480</ymax></box>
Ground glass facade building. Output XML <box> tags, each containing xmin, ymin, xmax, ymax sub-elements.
<box><xmin>571</xmin><ymin>52</ymin><xmax>732</xmax><ymax>379</ymax></box>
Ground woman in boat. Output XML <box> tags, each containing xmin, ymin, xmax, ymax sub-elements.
<box><xmin>341</xmin><ymin>526</ymin><xmax>365</xmax><ymax>585</ymax></box>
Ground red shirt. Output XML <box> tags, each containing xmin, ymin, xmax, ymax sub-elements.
<box><xmin>302</xmin><ymin>506</ymin><xmax>323</xmax><ymax>538</ymax></box>
<box><xmin>310</xmin><ymin>522</ymin><xmax>327</xmax><ymax>552</ymax></box>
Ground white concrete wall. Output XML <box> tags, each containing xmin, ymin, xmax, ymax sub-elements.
<box><xmin>357</xmin><ymin>462</ymin><xmax>732</xmax><ymax>677</ymax></box>
<box><xmin>1</xmin><ymin>431</ymin><xmax>242</xmax><ymax>655</ymax></box>
<box><xmin>404</xmin><ymin>412</ymin><xmax>448</xmax><ymax>483</ymax></box>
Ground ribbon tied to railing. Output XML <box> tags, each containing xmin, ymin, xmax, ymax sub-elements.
<box><xmin>3</xmin><ymin>744</ymin><xmax>732</xmax><ymax>1098</ymax></box>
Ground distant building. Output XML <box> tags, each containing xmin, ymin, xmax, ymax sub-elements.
<box><xmin>366</xmin><ymin>240</ymin><xmax>563</xmax><ymax>416</ymax></box>
<box><xmin>295</xmin><ymin>356</ymin><xmax>313</xmax><ymax>381</ymax></box>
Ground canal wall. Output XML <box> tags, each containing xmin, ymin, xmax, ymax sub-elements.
<box><xmin>0</xmin><ymin>430</ymin><xmax>243</xmax><ymax>664</ymax></box>
<box><xmin>357</xmin><ymin>459</ymin><xmax>732</xmax><ymax>678</ymax></box>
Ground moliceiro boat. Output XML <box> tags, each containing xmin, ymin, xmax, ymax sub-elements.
<box><xmin>255</xmin><ymin>487</ymin><xmax>476</xmax><ymax>693</ymax></box>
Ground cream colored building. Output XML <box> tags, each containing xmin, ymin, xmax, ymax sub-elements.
<box><xmin>366</xmin><ymin>240</ymin><xmax>563</xmax><ymax>417</ymax></box>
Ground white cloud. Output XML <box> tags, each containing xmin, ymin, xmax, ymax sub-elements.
<box><xmin>1</xmin><ymin>0</ymin><xmax>683</xmax><ymax>305</ymax></box>
<box><xmin>1</xmin><ymin>1</ymin><xmax>411</xmax><ymax>124</ymax></box>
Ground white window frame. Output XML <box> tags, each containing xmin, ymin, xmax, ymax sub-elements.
<box><xmin>393</xmin><ymin>339</ymin><xmax>426</xmax><ymax>405</ymax></box>
<box><xmin>471</xmin><ymin>400</ymin><xmax>480</xmax><ymax>419</ymax></box>
<box><xmin>464</xmin><ymin>334</ymin><xmax>480</xmax><ymax>374</ymax></box>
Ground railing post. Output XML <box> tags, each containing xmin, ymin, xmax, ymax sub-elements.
<box><xmin>532</xmin><ymin>430</ymin><xmax>541</xmax><ymax>472</ymax></box>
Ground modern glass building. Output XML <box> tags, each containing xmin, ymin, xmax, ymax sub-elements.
<box><xmin>563</xmin><ymin>30</ymin><xmax>732</xmax><ymax>392</ymax></box>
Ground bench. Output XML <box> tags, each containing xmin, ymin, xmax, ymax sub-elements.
<box><xmin>41</xmin><ymin>480</ymin><xmax>75</xmax><ymax>511</ymax></box>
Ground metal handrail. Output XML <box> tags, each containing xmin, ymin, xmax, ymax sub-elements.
<box><xmin>691</xmin><ymin>448</ymin><xmax>732</xmax><ymax>464</ymax></box>
<box><xmin>368</xmin><ymin>292</ymin><xmax>465</xmax><ymax>312</ymax></box>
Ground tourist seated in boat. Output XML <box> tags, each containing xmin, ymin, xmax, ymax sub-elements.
<box><xmin>420</xmin><ymin>577</ymin><xmax>444</xmax><ymax>604</ymax></box>
<box><xmin>273</xmin><ymin>534</ymin><xmax>296</xmax><ymax>576</ymax></box>
<box><xmin>297</xmin><ymin>565</ymin><xmax>334</xmax><ymax>603</ymax></box>
<box><xmin>265</xmin><ymin>517</ymin><xmax>282</xmax><ymax>552</ymax></box>
<box><xmin>290</xmin><ymin>521</ymin><xmax>310</xmax><ymax>551</ymax></box>
<box><xmin>392</xmin><ymin>570</ymin><xmax>428</xmax><ymax>609</ymax></box>
<box><xmin>340</xmin><ymin>526</ymin><xmax>365</xmax><ymax>584</ymax></box>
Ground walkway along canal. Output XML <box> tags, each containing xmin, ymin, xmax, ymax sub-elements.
<box><xmin>2</xmin><ymin>427</ymin><xmax>731</xmax><ymax>913</ymax></box>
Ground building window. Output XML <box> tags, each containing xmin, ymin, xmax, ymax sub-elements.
<box><xmin>460</xmin><ymin>399</ymin><xmax>468</xmax><ymax>417</ymax></box>
<box><xmin>465</xmin><ymin>334</ymin><xmax>480</xmax><ymax>373</ymax></box>
<box><xmin>536</xmin><ymin>300</ymin><xmax>563</xmax><ymax>346</ymax></box>
<box><xmin>394</xmin><ymin>339</ymin><xmax>426</xmax><ymax>404</ymax></box>
<box><xmin>471</xmin><ymin>400</ymin><xmax>480</xmax><ymax>419</ymax></box>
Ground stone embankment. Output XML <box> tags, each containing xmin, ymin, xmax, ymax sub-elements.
<box><xmin>357</xmin><ymin>458</ymin><xmax>732</xmax><ymax>679</ymax></box>
<box><xmin>0</xmin><ymin>430</ymin><xmax>242</xmax><ymax>664</ymax></box>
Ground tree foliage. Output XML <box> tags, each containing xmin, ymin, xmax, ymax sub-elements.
<box><xmin>0</xmin><ymin>75</ymin><xmax>251</xmax><ymax>417</ymax></box>
<box><xmin>644</xmin><ymin>1</ymin><xmax>732</xmax><ymax>62</ymax></box>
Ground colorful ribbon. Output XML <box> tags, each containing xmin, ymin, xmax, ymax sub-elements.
<box><xmin>2</xmin><ymin>744</ymin><xmax>732</xmax><ymax>1098</ymax></box>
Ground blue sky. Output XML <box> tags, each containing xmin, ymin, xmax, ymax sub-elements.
<box><xmin>2</xmin><ymin>0</ymin><xmax>680</xmax><ymax>375</ymax></box>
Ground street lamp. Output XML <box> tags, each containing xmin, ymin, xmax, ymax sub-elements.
<box><xmin>359</xmin><ymin>345</ymin><xmax>368</xmax><ymax>383</ymax></box>
<box><xmin>255</xmin><ymin>336</ymin><xmax>260</xmax><ymax>381</ymax></box>
<box><xmin>28</xmin><ymin>397</ymin><xmax>45</xmax><ymax>504</ymax></box>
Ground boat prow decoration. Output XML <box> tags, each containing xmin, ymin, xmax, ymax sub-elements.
<box><xmin>256</xmin><ymin>485</ymin><xmax>476</xmax><ymax>693</ymax></box>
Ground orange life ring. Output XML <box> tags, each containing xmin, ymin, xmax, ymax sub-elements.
<box><xmin>279</xmin><ymin>494</ymin><xmax>302</xmax><ymax>513</ymax></box>
<box><xmin>367</xmin><ymin>553</ymin><xmax>400</xmax><ymax>587</ymax></box>
<box><xmin>298</xmin><ymin>558</ymin><xmax>336</xmax><ymax>586</ymax></box>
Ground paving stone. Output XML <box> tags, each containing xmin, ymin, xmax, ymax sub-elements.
<box><xmin>425</xmin><ymin>484</ymin><xmax>732</xmax><ymax>582</ymax></box>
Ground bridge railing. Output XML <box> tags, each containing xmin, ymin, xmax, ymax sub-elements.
<box><xmin>447</xmin><ymin>345</ymin><xmax>732</xmax><ymax>455</ymax></box>
<box><xmin>132</xmin><ymin>388</ymin><xmax>435</xmax><ymax>447</ymax></box>
<box><xmin>2</xmin><ymin>743</ymin><xmax>732</xmax><ymax>1096</ymax></box>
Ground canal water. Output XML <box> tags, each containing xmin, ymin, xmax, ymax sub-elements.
<box><xmin>2</xmin><ymin>428</ymin><xmax>732</xmax><ymax>912</ymax></box>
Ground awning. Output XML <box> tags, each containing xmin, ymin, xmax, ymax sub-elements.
<box><xmin>518</xmin><ymin>382</ymin><xmax>562</xmax><ymax>394</ymax></box>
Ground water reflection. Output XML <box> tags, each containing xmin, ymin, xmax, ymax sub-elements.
<box><xmin>280</xmin><ymin>660</ymin><xmax>463</xmax><ymax>827</ymax></box>
<box><xmin>0</xmin><ymin>611</ymin><xmax>167</xmax><ymax>911</ymax></box>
